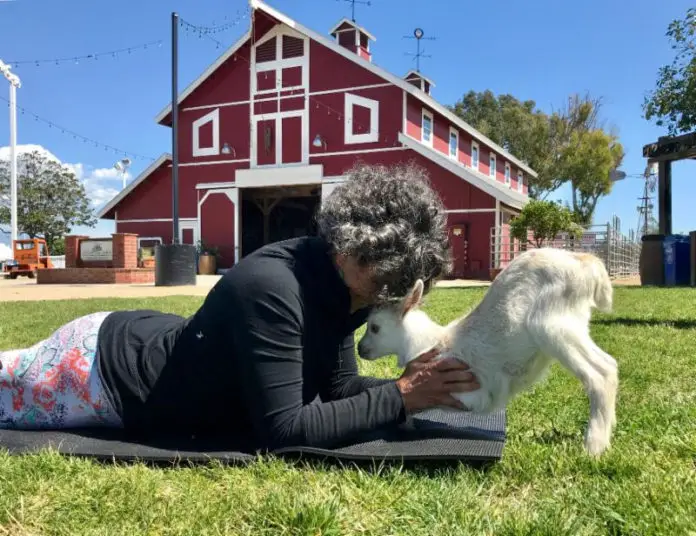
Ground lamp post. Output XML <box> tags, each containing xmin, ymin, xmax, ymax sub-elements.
<box><xmin>113</xmin><ymin>158</ymin><xmax>132</xmax><ymax>190</ymax></box>
<box><xmin>0</xmin><ymin>59</ymin><xmax>21</xmax><ymax>245</ymax></box>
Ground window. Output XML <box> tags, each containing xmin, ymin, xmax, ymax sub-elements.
<box><xmin>422</xmin><ymin>109</ymin><xmax>433</xmax><ymax>146</ymax></box>
<box><xmin>505</xmin><ymin>163</ymin><xmax>511</xmax><ymax>187</ymax></box>
<box><xmin>471</xmin><ymin>142</ymin><xmax>479</xmax><ymax>170</ymax></box>
<box><xmin>449</xmin><ymin>128</ymin><xmax>458</xmax><ymax>159</ymax></box>
<box><xmin>489</xmin><ymin>153</ymin><xmax>496</xmax><ymax>178</ymax></box>
<box><xmin>517</xmin><ymin>170</ymin><xmax>524</xmax><ymax>192</ymax></box>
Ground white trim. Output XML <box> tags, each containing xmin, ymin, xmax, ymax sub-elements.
<box><xmin>176</xmin><ymin>159</ymin><xmax>249</xmax><ymax>167</ymax></box>
<box><xmin>320</xmin><ymin>178</ymin><xmax>347</xmax><ymax>203</ymax></box>
<box><xmin>504</xmin><ymin>162</ymin><xmax>511</xmax><ymax>187</ymax></box>
<box><xmin>328</xmin><ymin>18</ymin><xmax>377</xmax><ymax>42</ymax></box>
<box><xmin>196</xmin><ymin>181</ymin><xmax>237</xmax><ymax>190</ymax></box>
<box><xmin>517</xmin><ymin>170</ymin><xmax>524</xmax><ymax>193</ymax></box>
<box><xmin>192</xmin><ymin>108</ymin><xmax>220</xmax><ymax>157</ymax></box>
<box><xmin>179</xmin><ymin>220</ymin><xmax>199</xmax><ymax>245</ymax></box>
<box><xmin>235</xmin><ymin>164</ymin><xmax>323</xmax><ymax>188</ymax></box>
<box><xmin>248</xmin><ymin>0</ymin><xmax>537</xmax><ymax>178</ymax></box>
<box><xmin>344</xmin><ymin>93</ymin><xmax>379</xmax><ymax>144</ymax></box>
<box><xmin>448</xmin><ymin>126</ymin><xmax>458</xmax><ymax>160</ymax></box>
<box><xmin>198</xmin><ymin>188</ymin><xmax>240</xmax><ymax>264</ymax></box>
<box><xmin>312</xmin><ymin>146</ymin><xmax>407</xmax><ymax>157</ymax></box>
<box><xmin>402</xmin><ymin>90</ymin><xmax>407</xmax><ymax>135</ymax></box>
<box><xmin>322</xmin><ymin>176</ymin><xmax>348</xmax><ymax>183</ymax></box>
<box><xmin>421</xmin><ymin>108</ymin><xmax>434</xmax><ymax>147</ymax></box>
<box><xmin>251</xmin><ymin>109</ymin><xmax>308</xmax><ymax>167</ymax></box>
<box><xmin>180</xmin><ymin>83</ymin><xmax>392</xmax><ymax>113</ymax></box>
<box><xmin>97</xmin><ymin>153</ymin><xmax>172</xmax><ymax>219</ymax></box>
<box><xmin>311</xmin><ymin>83</ymin><xmax>390</xmax><ymax>96</ymax></box>
<box><xmin>250</xmin><ymin>25</ymin><xmax>309</xmax><ymax>96</ymax></box>
<box><xmin>116</xmin><ymin>217</ymin><xmax>197</xmax><ymax>223</ymax></box>
<box><xmin>471</xmin><ymin>141</ymin><xmax>480</xmax><ymax>171</ymax></box>
<box><xmin>154</xmin><ymin>30</ymin><xmax>251</xmax><ymax>124</ymax></box>
<box><xmin>494</xmin><ymin>199</ymin><xmax>501</xmax><ymax>268</ymax></box>
<box><xmin>398</xmin><ymin>132</ymin><xmax>528</xmax><ymax>210</ymax></box>
<box><xmin>489</xmin><ymin>152</ymin><xmax>496</xmax><ymax>179</ymax></box>
<box><xmin>444</xmin><ymin>208</ymin><xmax>496</xmax><ymax>214</ymax></box>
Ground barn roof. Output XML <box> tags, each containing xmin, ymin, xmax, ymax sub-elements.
<box><xmin>398</xmin><ymin>133</ymin><xmax>528</xmax><ymax>210</ymax></box>
<box><xmin>96</xmin><ymin>153</ymin><xmax>172</xmax><ymax>219</ymax></box>
<box><xmin>153</xmin><ymin>0</ymin><xmax>537</xmax><ymax>179</ymax></box>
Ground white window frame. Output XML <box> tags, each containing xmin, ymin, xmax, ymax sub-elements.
<box><xmin>192</xmin><ymin>108</ymin><xmax>220</xmax><ymax>157</ymax></box>
<box><xmin>471</xmin><ymin>141</ymin><xmax>479</xmax><ymax>170</ymax></box>
<box><xmin>517</xmin><ymin>170</ymin><xmax>524</xmax><ymax>193</ymax></box>
<box><xmin>448</xmin><ymin>126</ymin><xmax>458</xmax><ymax>159</ymax></box>
<box><xmin>344</xmin><ymin>93</ymin><xmax>380</xmax><ymax>144</ymax></box>
<box><xmin>505</xmin><ymin>163</ymin><xmax>511</xmax><ymax>187</ymax></box>
<box><xmin>421</xmin><ymin>109</ymin><xmax>434</xmax><ymax>147</ymax></box>
<box><xmin>489</xmin><ymin>152</ymin><xmax>496</xmax><ymax>179</ymax></box>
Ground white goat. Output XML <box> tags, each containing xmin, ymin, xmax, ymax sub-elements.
<box><xmin>357</xmin><ymin>247</ymin><xmax>618</xmax><ymax>456</ymax></box>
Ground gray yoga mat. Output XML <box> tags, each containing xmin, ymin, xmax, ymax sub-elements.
<box><xmin>0</xmin><ymin>409</ymin><xmax>506</xmax><ymax>466</ymax></box>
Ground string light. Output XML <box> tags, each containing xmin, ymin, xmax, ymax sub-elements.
<box><xmin>179</xmin><ymin>9</ymin><xmax>249</xmax><ymax>50</ymax></box>
<box><xmin>6</xmin><ymin>40</ymin><xmax>164</xmax><ymax>69</ymax></box>
<box><xmin>0</xmin><ymin>95</ymin><xmax>156</xmax><ymax>162</ymax></box>
<box><xmin>179</xmin><ymin>16</ymin><xmax>390</xmax><ymax>144</ymax></box>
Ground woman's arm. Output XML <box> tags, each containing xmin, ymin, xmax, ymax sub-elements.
<box><xmin>319</xmin><ymin>333</ymin><xmax>395</xmax><ymax>401</ymax></box>
<box><xmin>226</xmin><ymin>263</ymin><xmax>406</xmax><ymax>451</ymax></box>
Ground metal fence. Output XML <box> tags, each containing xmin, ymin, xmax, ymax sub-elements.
<box><xmin>490</xmin><ymin>215</ymin><xmax>641</xmax><ymax>279</ymax></box>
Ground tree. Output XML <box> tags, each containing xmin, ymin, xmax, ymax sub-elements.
<box><xmin>559</xmin><ymin>129</ymin><xmax>625</xmax><ymax>225</ymax></box>
<box><xmin>450</xmin><ymin>91</ymin><xmax>624</xmax><ymax>223</ymax></box>
<box><xmin>510</xmin><ymin>199</ymin><xmax>583</xmax><ymax>249</ymax></box>
<box><xmin>0</xmin><ymin>150</ymin><xmax>96</xmax><ymax>251</ymax></box>
<box><xmin>643</xmin><ymin>8</ymin><xmax>696</xmax><ymax>135</ymax></box>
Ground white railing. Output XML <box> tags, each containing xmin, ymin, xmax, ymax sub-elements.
<box><xmin>490</xmin><ymin>215</ymin><xmax>641</xmax><ymax>279</ymax></box>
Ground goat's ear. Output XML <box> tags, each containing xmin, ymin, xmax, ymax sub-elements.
<box><xmin>400</xmin><ymin>279</ymin><xmax>424</xmax><ymax>317</ymax></box>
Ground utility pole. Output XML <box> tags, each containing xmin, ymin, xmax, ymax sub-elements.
<box><xmin>0</xmin><ymin>59</ymin><xmax>21</xmax><ymax>246</ymax></box>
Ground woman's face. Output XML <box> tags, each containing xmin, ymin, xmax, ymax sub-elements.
<box><xmin>335</xmin><ymin>254</ymin><xmax>381</xmax><ymax>311</ymax></box>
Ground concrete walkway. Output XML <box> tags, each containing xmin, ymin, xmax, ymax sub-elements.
<box><xmin>0</xmin><ymin>275</ymin><xmax>492</xmax><ymax>302</ymax></box>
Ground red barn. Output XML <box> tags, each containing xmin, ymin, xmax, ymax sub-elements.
<box><xmin>97</xmin><ymin>0</ymin><xmax>534</xmax><ymax>279</ymax></box>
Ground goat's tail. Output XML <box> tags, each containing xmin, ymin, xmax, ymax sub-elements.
<box><xmin>582</xmin><ymin>253</ymin><xmax>613</xmax><ymax>313</ymax></box>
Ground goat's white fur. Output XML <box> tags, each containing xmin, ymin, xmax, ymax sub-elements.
<box><xmin>357</xmin><ymin>248</ymin><xmax>618</xmax><ymax>456</ymax></box>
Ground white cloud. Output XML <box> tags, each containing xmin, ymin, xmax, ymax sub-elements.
<box><xmin>0</xmin><ymin>144</ymin><xmax>131</xmax><ymax>211</ymax></box>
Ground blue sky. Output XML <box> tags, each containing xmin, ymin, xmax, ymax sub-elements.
<box><xmin>0</xmin><ymin>0</ymin><xmax>694</xmax><ymax>244</ymax></box>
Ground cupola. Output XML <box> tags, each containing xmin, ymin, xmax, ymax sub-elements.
<box><xmin>329</xmin><ymin>18</ymin><xmax>376</xmax><ymax>62</ymax></box>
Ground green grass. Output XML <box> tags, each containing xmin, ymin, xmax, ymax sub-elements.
<box><xmin>0</xmin><ymin>287</ymin><xmax>695</xmax><ymax>535</ymax></box>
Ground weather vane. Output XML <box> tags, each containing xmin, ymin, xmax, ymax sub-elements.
<box><xmin>404</xmin><ymin>27</ymin><xmax>436</xmax><ymax>72</ymax></box>
<box><xmin>337</xmin><ymin>0</ymin><xmax>372</xmax><ymax>22</ymax></box>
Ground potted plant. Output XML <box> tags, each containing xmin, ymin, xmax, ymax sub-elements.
<box><xmin>196</xmin><ymin>241</ymin><xmax>220</xmax><ymax>275</ymax></box>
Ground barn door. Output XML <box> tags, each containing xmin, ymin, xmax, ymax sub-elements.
<box><xmin>448</xmin><ymin>224</ymin><xmax>469</xmax><ymax>278</ymax></box>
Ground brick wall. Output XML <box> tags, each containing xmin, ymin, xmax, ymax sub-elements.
<box><xmin>65</xmin><ymin>235</ymin><xmax>89</xmax><ymax>268</ymax></box>
<box><xmin>37</xmin><ymin>267</ymin><xmax>155</xmax><ymax>285</ymax></box>
<box><xmin>112</xmin><ymin>233</ymin><xmax>138</xmax><ymax>269</ymax></box>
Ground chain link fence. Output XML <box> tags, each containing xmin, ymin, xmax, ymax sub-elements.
<box><xmin>490</xmin><ymin>215</ymin><xmax>641</xmax><ymax>279</ymax></box>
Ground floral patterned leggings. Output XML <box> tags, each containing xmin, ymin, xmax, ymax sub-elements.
<box><xmin>0</xmin><ymin>312</ymin><xmax>123</xmax><ymax>430</ymax></box>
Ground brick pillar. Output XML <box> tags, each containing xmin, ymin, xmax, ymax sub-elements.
<box><xmin>112</xmin><ymin>233</ymin><xmax>138</xmax><ymax>269</ymax></box>
<box><xmin>65</xmin><ymin>235</ymin><xmax>88</xmax><ymax>268</ymax></box>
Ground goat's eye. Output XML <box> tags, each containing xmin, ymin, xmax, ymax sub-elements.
<box><xmin>370</xmin><ymin>324</ymin><xmax>380</xmax><ymax>334</ymax></box>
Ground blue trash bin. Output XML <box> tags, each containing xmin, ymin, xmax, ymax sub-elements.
<box><xmin>663</xmin><ymin>235</ymin><xmax>691</xmax><ymax>286</ymax></box>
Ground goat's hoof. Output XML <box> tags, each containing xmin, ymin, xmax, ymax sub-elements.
<box><xmin>584</xmin><ymin>432</ymin><xmax>610</xmax><ymax>457</ymax></box>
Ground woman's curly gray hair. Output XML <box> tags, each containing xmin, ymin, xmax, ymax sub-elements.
<box><xmin>316</xmin><ymin>161</ymin><xmax>452</xmax><ymax>300</ymax></box>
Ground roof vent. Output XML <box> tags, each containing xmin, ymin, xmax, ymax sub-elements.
<box><xmin>404</xmin><ymin>70</ymin><xmax>434</xmax><ymax>95</ymax></box>
<box><xmin>329</xmin><ymin>18</ymin><xmax>376</xmax><ymax>62</ymax></box>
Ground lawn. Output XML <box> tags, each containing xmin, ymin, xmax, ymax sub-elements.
<box><xmin>0</xmin><ymin>287</ymin><xmax>695</xmax><ymax>535</ymax></box>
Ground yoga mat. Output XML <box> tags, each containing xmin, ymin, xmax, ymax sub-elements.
<box><xmin>0</xmin><ymin>409</ymin><xmax>506</xmax><ymax>467</ymax></box>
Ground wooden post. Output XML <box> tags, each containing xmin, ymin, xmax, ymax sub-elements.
<box><xmin>658</xmin><ymin>160</ymin><xmax>672</xmax><ymax>236</ymax></box>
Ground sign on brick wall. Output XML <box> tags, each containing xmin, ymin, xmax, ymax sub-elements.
<box><xmin>80</xmin><ymin>239</ymin><xmax>113</xmax><ymax>262</ymax></box>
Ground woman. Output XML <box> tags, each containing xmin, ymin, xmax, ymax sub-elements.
<box><xmin>0</xmin><ymin>162</ymin><xmax>479</xmax><ymax>450</ymax></box>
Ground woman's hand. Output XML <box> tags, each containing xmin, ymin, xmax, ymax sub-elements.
<box><xmin>395</xmin><ymin>346</ymin><xmax>479</xmax><ymax>414</ymax></box>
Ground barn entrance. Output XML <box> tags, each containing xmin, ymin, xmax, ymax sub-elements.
<box><xmin>240</xmin><ymin>184</ymin><xmax>321</xmax><ymax>257</ymax></box>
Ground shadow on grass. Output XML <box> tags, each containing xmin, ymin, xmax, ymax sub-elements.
<box><xmin>593</xmin><ymin>317</ymin><xmax>696</xmax><ymax>329</ymax></box>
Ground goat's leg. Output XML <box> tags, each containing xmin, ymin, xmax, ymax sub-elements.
<box><xmin>536</xmin><ymin>325</ymin><xmax>617</xmax><ymax>456</ymax></box>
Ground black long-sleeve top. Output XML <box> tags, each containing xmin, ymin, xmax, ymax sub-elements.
<box><xmin>95</xmin><ymin>236</ymin><xmax>407</xmax><ymax>451</ymax></box>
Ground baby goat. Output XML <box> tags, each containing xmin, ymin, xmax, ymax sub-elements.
<box><xmin>357</xmin><ymin>247</ymin><xmax>618</xmax><ymax>456</ymax></box>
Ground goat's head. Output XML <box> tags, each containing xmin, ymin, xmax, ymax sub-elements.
<box><xmin>357</xmin><ymin>279</ymin><xmax>443</xmax><ymax>367</ymax></box>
